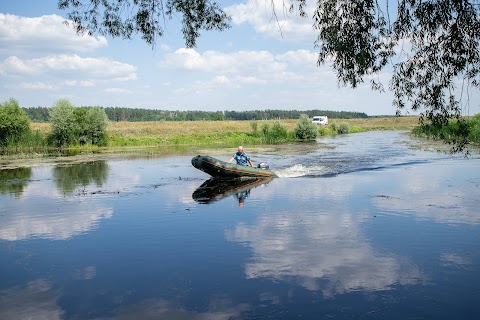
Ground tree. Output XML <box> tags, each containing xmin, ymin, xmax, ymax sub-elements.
<box><xmin>0</xmin><ymin>99</ymin><xmax>31</xmax><ymax>146</ymax></box>
<box><xmin>49</xmin><ymin>100</ymin><xmax>109</xmax><ymax>146</ymax></box>
<box><xmin>59</xmin><ymin>1</ymin><xmax>480</xmax><ymax>149</ymax></box>
<box><xmin>58</xmin><ymin>0</ymin><xmax>231</xmax><ymax>48</ymax></box>
<box><xmin>83</xmin><ymin>106</ymin><xmax>109</xmax><ymax>145</ymax></box>
<box><xmin>49</xmin><ymin>99</ymin><xmax>77</xmax><ymax>146</ymax></box>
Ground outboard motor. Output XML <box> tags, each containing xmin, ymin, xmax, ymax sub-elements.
<box><xmin>257</xmin><ymin>162</ymin><xmax>270</xmax><ymax>170</ymax></box>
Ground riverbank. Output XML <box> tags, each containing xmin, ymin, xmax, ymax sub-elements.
<box><xmin>0</xmin><ymin>116</ymin><xmax>420</xmax><ymax>169</ymax></box>
<box><xmin>27</xmin><ymin>116</ymin><xmax>420</xmax><ymax>147</ymax></box>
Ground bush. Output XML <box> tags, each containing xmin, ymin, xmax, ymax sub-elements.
<box><xmin>257</xmin><ymin>120</ymin><xmax>290</xmax><ymax>142</ymax></box>
<box><xmin>295</xmin><ymin>114</ymin><xmax>317</xmax><ymax>140</ymax></box>
<box><xmin>49</xmin><ymin>99</ymin><xmax>109</xmax><ymax>147</ymax></box>
<box><xmin>0</xmin><ymin>99</ymin><xmax>30</xmax><ymax>146</ymax></box>
<box><xmin>337</xmin><ymin>122</ymin><xmax>351</xmax><ymax>134</ymax></box>
<box><xmin>469</xmin><ymin>114</ymin><xmax>480</xmax><ymax>144</ymax></box>
<box><xmin>250</xmin><ymin>121</ymin><xmax>258</xmax><ymax>136</ymax></box>
<box><xmin>412</xmin><ymin>118</ymin><xmax>473</xmax><ymax>151</ymax></box>
<box><xmin>330</xmin><ymin>122</ymin><xmax>337</xmax><ymax>133</ymax></box>
<box><xmin>76</xmin><ymin>106</ymin><xmax>109</xmax><ymax>146</ymax></box>
<box><xmin>270</xmin><ymin>120</ymin><xmax>289</xmax><ymax>140</ymax></box>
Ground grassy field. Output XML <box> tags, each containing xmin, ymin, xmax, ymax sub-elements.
<box><xmin>27</xmin><ymin>116</ymin><xmax>421</xmax><ymax>148</ymax></box>
<box><xmin>338</xmin><ymin>116</ymin><xmax>420</xmax><ymax>130</ymax></box>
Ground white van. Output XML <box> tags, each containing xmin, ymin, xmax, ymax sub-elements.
<box><xmin>312</xmin><ymin>116</ymin><xmax>328</xmax><ymax>125</ymax></box>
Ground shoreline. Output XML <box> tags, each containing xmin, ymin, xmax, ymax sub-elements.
<box><xmin>1</xmin><ymin>117</ymin><xmax>421</xmax><ymax>169</ymax></box>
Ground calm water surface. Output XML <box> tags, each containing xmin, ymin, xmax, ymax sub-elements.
<box><xmin>1</xmin><ymin>131</ymin><xmax>479</xmax><ymax>319</ymax></box>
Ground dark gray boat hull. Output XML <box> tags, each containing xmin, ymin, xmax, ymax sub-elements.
<box><xmin>191</xmin><ymin>155</ymin><xmax>278</xmax><ymax>178</ymax></box>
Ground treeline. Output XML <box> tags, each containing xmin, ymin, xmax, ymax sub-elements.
<box><xmin>23</xmin><ymin>107</ymin><xmax>368</xmax><ymax>122</ymax></box>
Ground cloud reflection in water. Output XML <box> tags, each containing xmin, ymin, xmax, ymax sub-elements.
<box><xmin>0</xmin><ymin>200</ymin><xmax>113</xmax><ymax>241</ymax></box>
<box><xmin>0</xmin><ymin>279</ymin><xmax>63</xmax><ymax>320</ymax></box>
<box><xmin>226</xmin><ymin>210</ymin><xmax>425</xmax><ymax>298</ymax></box>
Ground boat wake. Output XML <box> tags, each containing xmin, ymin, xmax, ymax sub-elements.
<box><xmin>274</xmin><ymin>164</ymin><xmax>327</xmax><ymax>178</ymax></box>
<box><xmin>274</xmin><ymin>159</ymin><xmax>435</xmax><ymax>179</ymax></box>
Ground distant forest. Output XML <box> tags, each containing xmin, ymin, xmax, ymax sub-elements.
<box><xmin>23</xmin><ymin>107</ymin><xmax>368</xmax><ymax>122</ymax></box>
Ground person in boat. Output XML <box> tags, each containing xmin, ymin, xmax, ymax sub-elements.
<box><xmin>229</xmin><ymin>146</ymin><xmax>254</xmax><ymax>167</ymax></box>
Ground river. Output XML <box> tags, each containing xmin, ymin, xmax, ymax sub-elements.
<box><xmin>0</xmin><ymin>130</ymin><xmax>479</xmax><ymax>319</ymax></box>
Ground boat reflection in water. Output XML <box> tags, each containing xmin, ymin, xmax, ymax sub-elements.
<box><xmin>192</xmin><ymin>177</ymin><xmax>273</xmax><ymax>206</ymax></box>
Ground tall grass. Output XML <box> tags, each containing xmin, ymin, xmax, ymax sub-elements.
<box><xmin>1</xmin><ymin>129</ymin><xmax>51</xmax><ymax>155</ymax></box>
<box><xmin>470</xmin><ymin>114</ymin><xmax>480</xmax><ymax>143</ymax></box>
<box><xmin>412</xmin><ymin>114</ymin><xmax>480</xmax><ymax>146</ymax></box>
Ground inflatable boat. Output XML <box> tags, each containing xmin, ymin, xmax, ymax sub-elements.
<box><xmin>191</xmin><ymin>155</ymin><xmax>278</xmax><ymax>178</ymax></box>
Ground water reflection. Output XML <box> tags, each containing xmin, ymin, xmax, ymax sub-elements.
<box><xmin>366</xmin><ymin>160</ymin><xmax>480</xmax><ymax>225</ymax></box>
<box><xmin>0</xmin><ymin>167</ymin><xmax>32</xmax><ymax>197</ymax></box>
<box><xmin>0</xmin><ymin>279</ymin><xmax>63</xmax><ymax>320</ymax></box>
<box><xmin>94</xmin><ymin>297</ymin><xmax>249</xmax><ymax>320</ymax></box>
<box><xmin>440</xmin><ymin>252</ymin><xmax>473</xmax><ymax>269</ymax></box>
<box><xmin>0</xmin><ymin>164</ymin><xmax>113</xmax><ymax>241</ymax></box>
<box><xmin>192</xmin><ymin>177</ymin><xmax>273</xmax><ymax>205</ymax></box>
<box><xmin>0</xmin><ymin>279</ymin><xmax>248</xmax><ymax>320</ymax></box>
<box><xmin>53</xmin><ymin>161</ymin><xmax>109</xmax><ymax>194</ymax></box>
<box><xmin>226</xmin><ymin>206</ymin><xmax>425</xmax><ymax>297</ymax></box>
<box><xmin>0</xmin><ymin>201</ymin><xmax>113</xmax><ymax>241</ymax></box>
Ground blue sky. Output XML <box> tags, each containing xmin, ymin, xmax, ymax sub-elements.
<box><xmin>1</xmin><ymin>0</ymin><xmax>479</xmax><ymax>116</ymax></box>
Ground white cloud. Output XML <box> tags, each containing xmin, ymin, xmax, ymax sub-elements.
<box><xmin>161</xmin><ymin>48</ymin><xmax>286</xmax><ymax>74</ymax></box>
<box><xmin>236</xmin><ymin>75</ymin><xmax>267</xmax><ymax>85</ymax></box>
<box><xmin>225</xmin><ymin>0</ymin><xmax>316</xmax><ymax>41</ymax></box>
<box><xmin>0</xmin><ymin>54</ymin><xmax>137</xmax><ymax>87</ymax></box>
<box><xmin>213</xmin><ymin>75</ymin><xmax>231</xmax><ymax>84</ymax></box>
<box><xmin>20</xmin><ymin>81</ymin><xmax>58</xmax><ymax>90</ymax></box>
<box><xmin>1</xmin><ymin>54</ymin><xmax>136</xmax><ymax>79</ymax></box>
<box><xmin>276</xmin><ymin>49</ymin><xmax>317</xmax><ymax>66</ymax></box>
<box><xmin>64</xmin><ymin>80</ymin><xmax>95</xmax><ymax>87</ymax></box>
<box><xmin>104</xmin><ymin>87</ymin><xmax>131</xmax><ymax>94</ymax></box>
<box><xmin>159</xmin><ymin>48</ymin><xmax>327</xmax><ymax>91</ymax></box>
<box><xmin>0</xmin><ymin>13</ymin><xmax>107</xmax><ymax>55</ymax></box>
<box><xmin>158</xmin><ymin>43</ymin><xmax>171</xmax><ymax>52</ymax></box>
